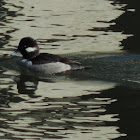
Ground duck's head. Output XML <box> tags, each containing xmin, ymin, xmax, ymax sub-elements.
<box><xmin>12</xmin><ymin>37</ymin><xmax>40</xmax><ymax>59</ymax></box>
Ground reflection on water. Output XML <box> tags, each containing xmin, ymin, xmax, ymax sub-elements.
<box><xmin>0</xmin><ymin>70</ymin><xmax>120</xmax><ymax>139</ymax></box>
<box><xmin>0</xmin><ymin>0</ymin><xmax>139</xmax><ymax>139</ymax></box>
<box><xmin>95</xmin><ymin>0</ymin><xmax>138</xmax><ymax>52</ymax></box>
<box><xmin>1</xmin><ymin>0</ymin><xmax>126</xmax><ymax>56</ymax></box>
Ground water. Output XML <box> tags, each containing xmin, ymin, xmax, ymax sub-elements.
<box><xmin>0</xmin><ymin>0</ymin><xmax>138</xmax><ymax>139</ymax></box>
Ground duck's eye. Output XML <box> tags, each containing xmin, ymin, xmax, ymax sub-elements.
<box><xmin>24</xmin><ymin>45</ymin><xmax>27</xmax><ymax>48</ymax></box>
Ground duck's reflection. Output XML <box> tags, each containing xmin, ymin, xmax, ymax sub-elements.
<box><xmin>11</xmin><ymin>73</ymin><xmax>56</xmax><ymax>98</ymax></box>
<box><xmin>12</xmin><ymin>74</ymin><xmax>38</xmax><ymax>95</ymax></box>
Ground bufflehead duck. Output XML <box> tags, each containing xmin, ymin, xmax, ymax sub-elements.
<box><xmin>12</xmin><ymin>37</ymin><xmax>84</xmax><ymax>74</ymax></box>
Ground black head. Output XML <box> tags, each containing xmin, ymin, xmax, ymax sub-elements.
<box><xmin>18</xmin><ymin>37</ymin><xmax>39</xmax><ymax>59</ymax></box>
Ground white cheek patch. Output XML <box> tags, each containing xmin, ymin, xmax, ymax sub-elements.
<box><xmin>25</xmin><ymin>47</ymin><xmax>37</xmax><ymax>53</ymax></box>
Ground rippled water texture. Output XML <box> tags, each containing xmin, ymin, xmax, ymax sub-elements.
<box><xmin>0</xmin><ymin>0</ymin><xmax>139</xmax><ymax>139</ymax></box>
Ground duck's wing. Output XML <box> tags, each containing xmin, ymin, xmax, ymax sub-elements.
<box><xmin>31</xmin><ymin>53</ymin><xmax>63</xmax><ymax>64</ymax></box>
<box><xmin>31</xmin><ymin>53</ymin><xmax>84</xmax><ymax>70</ymax></box>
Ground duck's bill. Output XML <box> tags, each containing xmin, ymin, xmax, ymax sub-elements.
<box><xmin>11</xmin><ymin>50</ymin><xmax>22</xmax><ymax>56</ymax></box>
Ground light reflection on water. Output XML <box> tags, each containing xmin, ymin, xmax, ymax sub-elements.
<box><xmin>0</xmin><ymin>67</ymin><xmax>114</xmax><ymax>138</ymax></box>
<box><xmin>0</xmin><ymin>77</ymin><xmax>119</xmax><ymax>139</ymax></box>
<box><xmin>1</xmin><ymin>0</ymin><xmax>125</xmax><ymax>56</ymax></box>
<box><xmin>0</xmin><ymin>0</ymin><xmax>138</xmax><ymax>139</ymax></box>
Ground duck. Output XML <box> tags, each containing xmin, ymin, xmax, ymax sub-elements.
<box><xmin>11</xmin><ymin>37</ymin><xmax>84</xmax><ymax>74</ymax></box>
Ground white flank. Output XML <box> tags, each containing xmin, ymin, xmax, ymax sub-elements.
<box><xmin>30</xmin><ymin>62</ymin><xmax>71</xmax><ymax>74</ymax></box>
<box><xmin>25</xmin><ymin>47</ymin><xmax>36</xmax><ymax>53</ymax></box>
<box><xmin>19</xmin><ymin>60</ymin><xmax>71</xmax><ymax>74</ymax></box>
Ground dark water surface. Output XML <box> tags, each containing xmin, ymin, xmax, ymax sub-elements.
<box><xmin>0</xmin><ymin>0</ymin><xmax>139</xmax><ymax>139</ymax></box>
